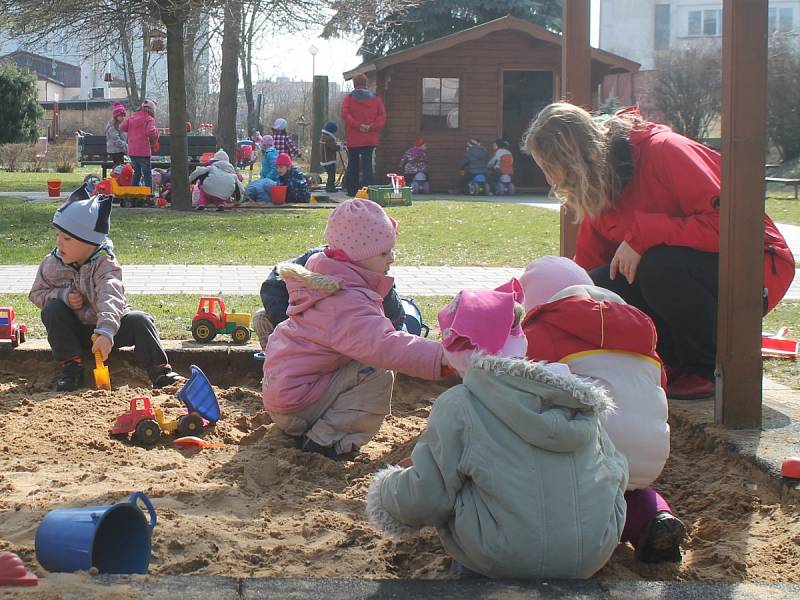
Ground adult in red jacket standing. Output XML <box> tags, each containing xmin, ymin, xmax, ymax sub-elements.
<box><xmin>524</xmin><ymin>103</ymin><xmax>795</xmax><ymax>400</ymax></box>
<box><xmin>341</xmin><ymin>74</ymin><xmax>387</xmax><ymax>196</ymax></box>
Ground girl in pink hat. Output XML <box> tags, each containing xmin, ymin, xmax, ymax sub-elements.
<box><xmin>262</xmin><ymin>198</ymin><xmax>448</xmax><ymax>460</ymax></box>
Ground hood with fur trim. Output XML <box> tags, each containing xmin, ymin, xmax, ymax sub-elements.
<box><xmin>280</xmin><ymin>252</ymin><xmax>394</xmax><ymax>317</ymax></box>
<box><xmin>464</xmin><ymin>353</ymin><xmax>614</xmax><ymax>453</ymax></box>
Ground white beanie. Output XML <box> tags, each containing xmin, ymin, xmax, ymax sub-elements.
<box><xmin>273</xmin><ymin>118</ymin><xmax>288</xmax><ymax>130</ymax></box>
<box><xmin>53</xmin><ymin>194</ymin><xmax>112</xmax><ymax>246</ymax></box>
<box><xmin>519</xmin><ymin>256</ymin><xmax>593</xmax><ymax>312</ymax></box>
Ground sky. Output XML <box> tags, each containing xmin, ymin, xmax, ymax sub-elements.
<box><xmin>253</xmin><ymin>1</ymin><xmax>601</xmax><ymax>86</ymax></box>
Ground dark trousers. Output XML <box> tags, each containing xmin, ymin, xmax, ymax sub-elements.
<box><xmin>42</xmin><ymin>299</ymin><xmax>169</xmax><ymax>383</ymax></box>
<box><xmin>344</xmin><ymin>146</ymin><xmax>375</xmax><ymax>196</ymax></box>
<box><xmin>324</xmin><ymin>163</ymin><xmax>337</xmax><ymax>192</ymax></box>
<box><xmin>589</xmin><ymin>245</ymin><xmax>719</xmax><ymax>380</ymax></box>
<box><xmin>130</xmin><ymin>155</ymin><xmax>152</xmax><ymax>189</ymax></box>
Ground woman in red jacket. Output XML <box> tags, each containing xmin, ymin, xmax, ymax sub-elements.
<box><xmin>341</xmin><ymin>74</ymin><xmax>387</xmax><ymax>196</ymax></box>
<box><xmin>524</xmin><ymin>103</ymin><xmax>795</xmax><ymax>399</ymax></box>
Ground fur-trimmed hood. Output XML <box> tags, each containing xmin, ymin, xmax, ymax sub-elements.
<box><xmin>279</xmin><ymin>252</ymin><xmax>393</xmax><ymax>317</ymax></box>
<box><xmin>463</xmin><ymin>353</ymin><xmax>615</xmax><ymax>453</ymax></box>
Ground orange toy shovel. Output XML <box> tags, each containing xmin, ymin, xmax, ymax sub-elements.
<box><xmin>91</xmin><ymin>334</ymin><xmax>111</xmax><ymax>390</ymax></box>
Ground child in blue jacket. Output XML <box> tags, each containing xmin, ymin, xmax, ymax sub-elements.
<box><xmin>276</xmin><ymin>153</ymin><xmax>310</xmax><ymax>203</ymax></box>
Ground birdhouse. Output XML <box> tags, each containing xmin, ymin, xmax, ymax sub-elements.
<box><xmin>103</xmin><ymin>73</ymin><xmax>113</xmax><ymax>82</ymax></box>
<box><xmin>150</xmin><ymin>38</ymin><xmax>165</xmax><ymax>52</ymax></box>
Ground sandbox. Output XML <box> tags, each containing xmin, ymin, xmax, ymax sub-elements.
<box><xmin>1</xmin><ymin>358</ymin><xmax>799</xmax><ymax>593</ymax></box>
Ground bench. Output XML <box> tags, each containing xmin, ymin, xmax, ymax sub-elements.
<box><xmin>765</xmin><ymin>177</ymin><xmax>800</xmax><ymax>199</ymax></box>
<box><xmin>78</xmin><ymin>135</ymin><xmax>218</xmax><ymax>179</ymax></box>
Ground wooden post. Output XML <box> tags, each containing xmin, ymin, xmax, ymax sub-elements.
<box><xmin>560</xmin><ymin>0</ymin><xmax>591</xmax><ymax>258</ymax></box>
<box><xmin>310</xmin><ymin>76</ymin><xmax>329</xmax><ymax>174</ymax></box>
<box><xmin>716</xmin><ymin>0</ymin><xmax>769</xmax><ymax>428</ymax></box>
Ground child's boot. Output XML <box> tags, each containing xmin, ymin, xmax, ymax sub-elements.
<box><xmin>300</xmin><ymin>435</ymin><xmax>358</xmax><ymax>461</ymax></box>
<box><xmin>56</xmin><ymin>358</ymin><xmax>84</xmax><ymax>392</ymax></box>
<box><xmin>635</xmin><ymin>511</ymin><xmax>686</xmax><ymax>563</ymax></box>
<box><xmin>149</xmin><ymin>365</ymin><xmax>186</xmax><ymax>389</ymax></box>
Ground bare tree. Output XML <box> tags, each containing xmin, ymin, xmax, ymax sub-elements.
<box><xmin>217</xmin><ymin>0</ymin><xmax>243</xmax><ymax>160</ymax></box>
<box><xmin>648</xmin><ymin>44</ymin><xmax>722</xmax><ymax>141</ymax></box>
<box><xmin>768</xmin><ymin>35</ymin><xmax>800</xmax><ymax>162</ymax></box>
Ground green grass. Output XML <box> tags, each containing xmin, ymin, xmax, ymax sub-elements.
<box><xmin>0</xmin><ymin>293</ymin><xmax>452</xmax><ymax>342</ymax></box>
<box><xmin>763</xmin><ymin>301</ymin><xmax>800</xmax><ymax>389</ymax></box>
<box><xmin>766</xmin><ymin>196</ymin><xmax>800</xmax><ymax>226</ymax></box>
<box><xmin>0</xmin><ymin>168</ymin><xmax>95</xmax><ymax>192</ymax></box>
<box><xmin>0</xmin><ymin>196</ymin><xmax>559</xmax><ymax>266</ymax></box>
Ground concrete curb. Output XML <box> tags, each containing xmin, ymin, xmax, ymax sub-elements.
<box><xmin>9</xmin><ymin>575</ymin><xmax>800</xmax><ymax>599</ymax></box>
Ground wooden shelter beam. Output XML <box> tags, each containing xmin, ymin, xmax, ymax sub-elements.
<box><xmin>560</xmin><ymin>0</ymin><xmax>591</xmax><ymax>258</ymax></box>
<box><xmin>716</xmin><ymin>0</ymin><xmax>769</xmax><ymax>427</ymax></box>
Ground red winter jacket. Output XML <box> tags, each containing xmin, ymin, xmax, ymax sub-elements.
<box><xmin>341</xmin><ymin>88</ymin><xmax>387</xmax><ymax>148</ymax></box>
<box><xmin>575</xmin><ymin>113</ymin><xmax>795</xmax><ymax>313</ymax></box>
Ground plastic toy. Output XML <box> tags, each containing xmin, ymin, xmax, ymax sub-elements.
<box><xmin>190</xmin><ymin>296</ymin><xmax>251</xmax><ymax>344</ymax></box>
<box><xmin>0</xmin><ymin>552</ymin><xmax>37</xmax><ymax>586</ymax></box>
<box><xmin>782</xmin><ymin>457</ymin><xmax>800</xmax><ymax>479</ymax></box>
<box><xmin>468</xmin><ymin>174</ymin><xmax>489</xmax><ymax>195</ymax></box>
<box><xmin>401</xmin><ymin>298</ymin><xmax>430</xmax><ymax>337</ymax></box>
<box><xmin>762</xmin><ymin>327</ymin><xmax>799</xmax><ymax>359</ymax></box>
<box><xmin>110</xmin><ymin>177</ymin><xmax>153</xmax><ymax>208</ymax></box>
<box><xmin>495</xmin><ymin>173</ymin><xmax>515</xmax><ymax>195</ymax></box>
<box><xmin>91</xmin><ymin>334</ymin><xmax>111</xmax><ymax>390</ymax></box>
<box><xmin>411</xmin><ymin>172</ymin><xmax>430</xmax><ymax>194</ymax></box>
<box><xmin>355</xmin><ymin>187</ymin><xmax>369</xmax><ymax>199</ymax></box>
<box><xmin>174</xmin><ymin>436</ymin><xmax>224</xmax><ymax>449</ymax></box>
<box><xmin>0</xmin><ymin>307</ymin><xmax>26</xmax><ymax>348</ymax></box>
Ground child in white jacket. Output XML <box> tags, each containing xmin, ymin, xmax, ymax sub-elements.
<box><xmin>190</xmin><ymin>150</ymin><xmax>245</xmax><ymax>211</ymax></box>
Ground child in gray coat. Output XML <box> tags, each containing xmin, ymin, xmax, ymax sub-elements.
<box><xmin>366</xmin><ymin>284</ymin><xmax>628</xmax><ymax>579</ymax></box>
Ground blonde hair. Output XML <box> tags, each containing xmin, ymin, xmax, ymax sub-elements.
<box><xmin>523</xmin><ymin>102</ymin><xmax>637</xmax><ymax>221</ymax></box>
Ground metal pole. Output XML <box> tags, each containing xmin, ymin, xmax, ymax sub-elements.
<box><xmin>716</xmin><ymin>0</ymin><xmax>769</xmax><ymax>428</ymax></box>
<box><xmin>560</xmin><ymin>0</ymin><xmax>592</xmax><ymax>258</ymax></box>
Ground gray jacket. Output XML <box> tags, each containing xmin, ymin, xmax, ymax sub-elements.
<box><xmin>366</xmin><ymin>354</ymin><xmax>628</xmax><ymax>579</ymax></box>
<box><xmin>106</xmin><ymin>122</ymin><xmax>128</xmax><ymax>154</ymax></box>
<box><xmin>189</xmin><ymin>159</ymin><xmax>246</xmax><ymax>202</ymax></box>
<box><xmin>459</xmin><ymin>145</ymin><xmax>488</xmax><ymax>175</ymax></box>
<box><xmin>29</xmin><ymin>244</ymin><xmax>130</xmax><ymax>341</ymax></box>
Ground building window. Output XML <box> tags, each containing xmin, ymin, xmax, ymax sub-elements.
<box><xmin>655</xmin><ymin>4</ymin><xmax>671</xmax><ymax>50</ymax></box>
<box><xmin>769</xmin><ymin>7</ymin><xmax>794</xmax><ymax>33</ymax></box>
<box><xmin>688</xmin><ymin>9</ymin><xmax>722</xmax><ymax>36</ymax></box>
<box><xmin>421</xmin><ymin>77</ymin><xmax>460</xmax><ymax>130</ymax></box>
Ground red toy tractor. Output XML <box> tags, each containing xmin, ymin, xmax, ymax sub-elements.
<box><xmin>111</xmin><ymin>396</ymin><xmax>204</xmax><ymax>445</ymax></box>
<box><xmin>0</xmin><ymin>307</ymin><xmax>27</xmax><ymax>348</ymax></box>
<box><xmin>190</xmin><ymin>297</ymin><xmax>251</xmax><ymax>344</ymax></box>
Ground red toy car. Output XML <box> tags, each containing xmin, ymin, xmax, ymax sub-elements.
<box><xmin>111</xmin><ymin>396</ymin><xmax>204</xmax><ymax>445</ymax></box>
<box><xmin>0</xmin><ymin>307</ymin><xmax>27</xmax><ymax>348</ymax></box>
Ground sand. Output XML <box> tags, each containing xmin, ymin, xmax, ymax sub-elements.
<box><xmin>1</xmin><ymin>359</ymin><xmax>799</xmax><ymax>589</ymax></box>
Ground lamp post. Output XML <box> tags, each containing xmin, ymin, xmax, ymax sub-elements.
<box><xmin>309</xmin><ymin>45</ymin><xmax>319</xmax><ymax>79</ymax></box>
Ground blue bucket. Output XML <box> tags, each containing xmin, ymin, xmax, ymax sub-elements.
<box><xmin>176</xmin><ymin>364</ymin><xmax>220</xmax><ymax>423</ymax></box>
<box><xmin>401</xmin><ymin>298</ymin><xmax>429</xmax><ymax>337</ymax></box>
<box><xmin>35</xmin><ymin>492</ymin><xmax>157</xmax><ymax>574</ymax></box>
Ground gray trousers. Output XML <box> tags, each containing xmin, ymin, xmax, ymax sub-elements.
<box><xmin>270</xmin><ymin>361</ymin><xmax>394</xmax><ymax>454</ymax></box>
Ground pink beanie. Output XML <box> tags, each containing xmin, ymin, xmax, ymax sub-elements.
<box><xmin>112</xmin><ymin>102</ymin><xmax>126</xmax><ymax>118</ymax></box>
<box><xmin>261</xmin><ymin>134</ymin><xmax>274</xmax><ymax>148</ymax></box>
<box><xmin>276</xmin><ymin>152</ymin><xmax>292</xmax><ymax>167</ymax></box>
<box><xmin>324</xmin><ymin>198</ymin><xmax>397</xmax><ymax>262</ymax></box>
<box><xmin>520</xmin><ymin>256</ymin><xmax>593</xmax><ymax>312</ymax></box>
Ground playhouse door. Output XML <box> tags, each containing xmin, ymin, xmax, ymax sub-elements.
<box><xmin>502</xmin><ymin>71</ymin><xmax>554</xmax><ymax>190</ymax></box>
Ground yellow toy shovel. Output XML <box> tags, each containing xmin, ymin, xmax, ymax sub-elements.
<box><xmin>91</xmin><ymin>334</ymin><xmax>111</xmax><ymax>390</ymax></box>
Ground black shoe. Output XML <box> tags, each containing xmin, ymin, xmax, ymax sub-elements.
<box><xmin>635</xmin><ymin>512</ymin><xmax>686</xmax><ymax>563</ymax></box>
<box><xmin>215</xmin><ymin>205</ymin><xmax>225</xmax><ymax>212</ymax></box>
<box><xmin>195</xmin><ymin>206</ymin><xmax>205</xmax><ymax>211</ymax></box>
<box><xmin>56</xmin><ymin>361</ymin><xmax>84</xmax><ymax>392</ymax></box>
<box><xmin>299</xmin><ymin>436</ymin><xmax>358</xmax><ymax>461</ymax></box>
<box><xmin>151</xmin><ymin>369</ymin><xmax>186</xmax><ymax>388</ymax></box>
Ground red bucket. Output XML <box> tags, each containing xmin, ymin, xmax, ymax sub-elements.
<box><xmin>47</xmin><ymin>180</ymin><xmax>62</xmax><ymax>197</ymax></box>
<box><xmin>271</xmin><ymin>185</ymin><xmax>287</xmax><ymax>205</ymax></box>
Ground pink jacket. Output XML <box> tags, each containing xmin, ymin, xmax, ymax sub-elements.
<box><xmin>262</xmin><ymin>253</ymin><xmax>443</xmax><ymax>414</ymax></box>
<box><xmin>119</xmin><ymin>110</ymin><xmax>157</xmax><ymax>157</ymax></box>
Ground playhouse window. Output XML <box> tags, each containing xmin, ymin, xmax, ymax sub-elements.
<box><xmin>421</xmin><ymin>77</ymin><xmax>460</xmax><ymax>130</ymax></box>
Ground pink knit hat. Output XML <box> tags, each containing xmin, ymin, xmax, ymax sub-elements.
<box><xmin>438</xmin><ymin>279</ymin><xmax>527</xmax><ymax>375</ymax></box>
<box><xmin>261</xmin><ymin>134</ymin><xmax>274</xmax><ymax>148</ymax></box>
<box><xmin>520</xmin><ymin>255</ymin><xmax>592</xmax><ymax>312</ymax></box>
<box><xmin>323</xmin><ymin>198</ymin><xmax>398</xmax><ymax>262</ymax></box>
<box><xmin>276</xmin><ymin>152</ymin><xmax>292</xmax><ymax>167</ymax></box>
<box><xmin>112</xmin><ymin>102</ymin><xmax>126</xmax><ymax>118</ymax></box>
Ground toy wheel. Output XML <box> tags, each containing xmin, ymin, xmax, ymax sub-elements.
<box><xmin>135</xmin><ymin>419</ymin><xmax>161</xmax><ymax>445</ymax></box>
<box><xmin>178</xmin><ymin>412</ymin><xmax>204</xmax><ymax>437</ymax></box>
<box><xmin>423</xmin><ymin>182</ymin><xmax>430</xmax><ymax>194</ymax></box>
<box><xmin>11</xmin><ymin>330</ymin><xmax>19</xmax><ymax>348</ymax></box>
<box><xmin>19</xmin><ymin>330</ymin><xmax>25</xmax><ymax>344</ymax></box>
<box><xmin>232</xmin><ymin>326</ymin><xmax>251</xmax><ymax>344</ymax></box>
<box><xmin>192</xmin><ymin>319</ymin><xmax>217</xmax><ymax>343</ymax></box>
<box><xmin>121</xmin><ymin>198</ymin><xmax>133</xmax><ymax>208</ymax></box>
